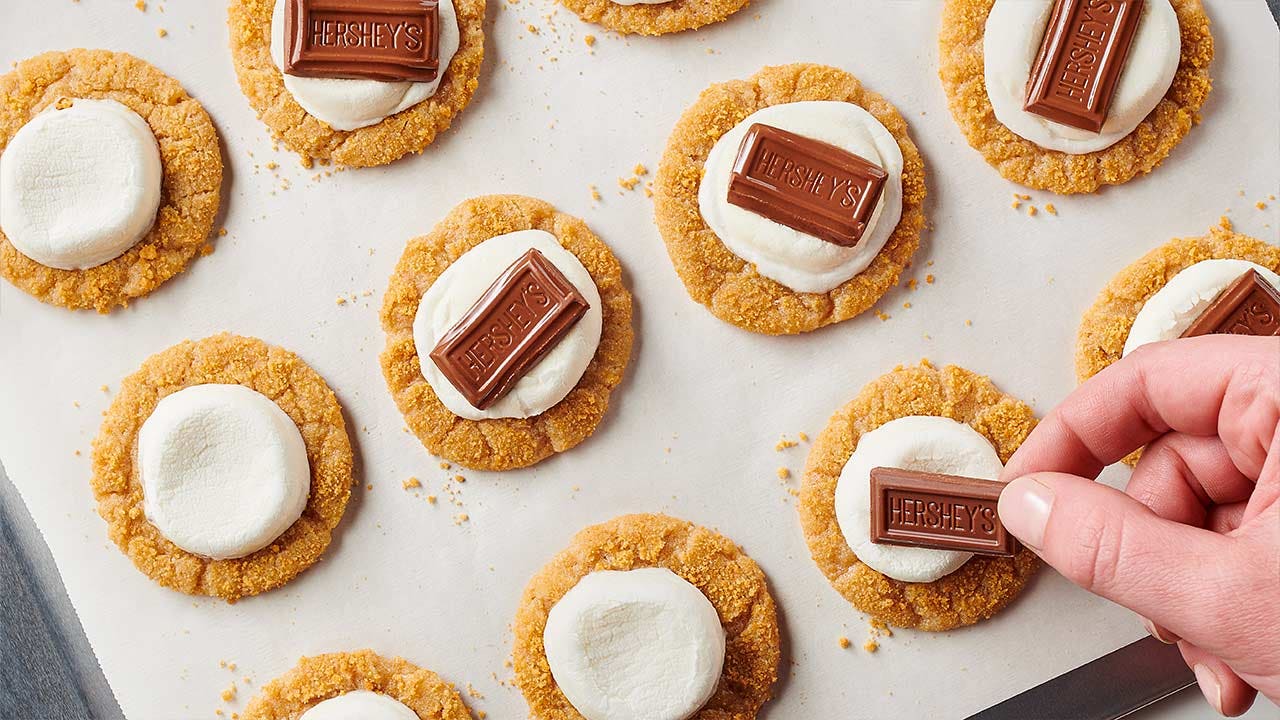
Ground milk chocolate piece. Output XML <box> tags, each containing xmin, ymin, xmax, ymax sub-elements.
<box><xmin>429</xmin><ymin>248</ymin><xmax>589</xmax><ymax>411</ymax></box>
<box><xmin>284</xmin><ymin>0</ymin><xmax>440</xmax><ymax>82</ymax></box>
<box><xmin>726</xmin><ymin>123</ymin><xmax>887</xmax><ymax>248</ymax></box>
<box><xmin>1023</xmin><ymin>0</ymin><xmax>1145</xmax><ymax>133</ymax></box>
<box><xmin>1180</xmin><ymin>269</ymin><xmax>1280</xmax><ymax>339</ymax></box>
<box><xmin>869</xmin><ymin>467</ymin><xmax>1018</xmax><ymax>556</ymax></box>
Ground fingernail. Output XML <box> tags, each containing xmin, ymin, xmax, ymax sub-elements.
<box><xmin>1140</xmin><ymin>616</ymin><xmax>1181</xmax><ymax>645</ymax></box>
<box><xmin>1193</xmin><ymin>664</ymin><xmax>1224</xmax><ymax>714</ymax></box>
<box><xmin>998</xmin><ymin>476</ymin><xmax>1054</xmax><ymax>550</ymax></box>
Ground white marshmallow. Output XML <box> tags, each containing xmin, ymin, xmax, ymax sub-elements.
<box><xmin>270</xmin><ymin>0</ymin><xmax>461</xmax><ymax>131</ymax></box>
<box><xmin>299</xmin><ymin>691</ymin><xmax>419</xmax><ymax>720</ymax></box>
<box><xmin>0</xmin><ymin>99</ymin><xmax>161</xmax><ymax>270</ymax></box>
<box><xmin>543</xmin><ymin>568</ymin><xmax>725</xmax><ymax>720</ymax></box>
<box><xmin>984</xmin><ymin>0</ymin><xmax>1180</xmax><ymax>154</ymax></box>
<box><xmin>138</xmin><ymin>384</ymin><xmax>310</xmax><ymax>560</ymax></box>
<box><xmin>1123</xmin><ymin>259</ymin><xmax>1280</xmax><ymax>356</ymax></box>
<box><xmin>698</xmin><ymin>101</ymin><xmax>905</xmax><ymax>294</ymax></box>
<box><xmin>834</xmin><ymin>416</ymin><xmax>1005</xmax><ymax>583</ymax></box>
<box><xmin>414</xmin><ymin>229</ymin><xmax>602</xmax><ymax>420</ymax></box>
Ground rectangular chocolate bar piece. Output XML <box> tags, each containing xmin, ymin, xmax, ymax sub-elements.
<box><xmin>1180</xmin><ymin>269</ymin><xmax>1280</xmax><ymax>339</ymax></box>
<box><xmin>429</xmin><ymin>249</ymin><xmax>589</xmax><ymax>410</ymax></box>
<box><xmin>869</xmin><ymin>467</ymin><xmax>1018</xmax><ymax>556</ymax></box>
<box><xmin>1023</xmin><ymin>0</ymin><xmax>1145</xmax><ymax>133</ymax></box>
<box><xmin>726</xmin><ymin>123</ymin><xmax>887</xmax><ymax>248</ymax></box>
<box><xmin>284</xmin><ymin>0</ymin><xmax>439</xmax><ymax>82</ymax></box>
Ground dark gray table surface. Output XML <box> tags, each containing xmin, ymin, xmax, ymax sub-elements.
<box><xmin>3</xmin><ymin>5</ymin><xmax>1279</xmax><ymax>720</ymax></box>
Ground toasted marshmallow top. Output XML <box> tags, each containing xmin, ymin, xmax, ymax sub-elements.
<box><xmin>269</xmin><ymin>0</ymin><xmax>462</xmax><ymax>131</ymax></box>
<box><xmin>698</xmin><ymin>101</ymin><xmax>904</xmax><ymax>294</ymax></box>
<box><xmin>1123</xmin><ymin>259</ymin><xmax>1280</xmax><ymax>355</ymax></box>
<box><xmin>0</xmin><ymin>99</ymin><xmax>161</xmax><ymax>270</ymax></box>
<box><xmin>543</xmin><ymin>568</ymin><xmax>726</xmax><ymax>720</ymax></box>
<box><xmin>139</xmin><ymin>384</ymin><xmax>310</xmax><ymax>560</ymax></box>
<box><xmin>414</xmin><ymin>229</ymin><xmax>602</xmax><ymax>420</ymax></box>
<box><xmin>299</xmin><ymin>691</ymin><xmax>419</xmax><ymax>720</ymax></box>
<box><xmin>835</xmin><ymin>416</ymin><xmax>1005</xmax><ymax>583</ymax></box>
<box><xmin>984</xmin><ymin>0</ymin><xmax>1180</xmax><ymax>154</ymax></box>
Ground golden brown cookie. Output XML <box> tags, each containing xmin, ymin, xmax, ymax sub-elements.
<box><xmin>654</xmin><ymin>63</ymin><xmax>927</xmax><ymax>335</ymax></box>
<box><xmin>90</xmin><ymin>333</ymin><xmax>353</xmax><ymax>603</ymax></box>
<box><xmin>1076</xmin><ymin>217</ymin><xmax>1280</xmax><ymax>383</ymax></box>
<box><xmin>513</xmin><ymin>513</ymin><xmax>779</xmax><ymax>719</ymax></box>
<box><xmin>798</xmin><ymin>361</ymin><xmax>1040</xmax><ymax>631</ymax></box>
<box><xmin>0</xmin><ymin>49</ymin><xmax>222</xmax><ymax>313</ymax></box>
<box><xmin>938</xmin><ymin>0</ymin><xmax>1213</xmax><ymax>194</ymax></box>
<box><xmin>380</xmin><ymin>194</ymin><xmax>633</xmax><ymax>471</ymax></box>
<box><xmin>227</xmin><ymin>0</ymin><xmax>484</xmax><ymax>167</ymax></box>
<box><xmin>243</xmin><ymin>650</ymin><xmax>472</xmax><ymax>720</ymax></box>
<box><xmin>558</xmin><ymin>0</ymin><xmax>748</xmax><ymax>36</ymax></box>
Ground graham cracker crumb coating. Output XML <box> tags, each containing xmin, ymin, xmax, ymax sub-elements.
<box><xmin>226</xmin><ymin>0</ymin><xmax>484</xmax><ymax>167</ymax></box>
<box><xmin>798</xmin><ymin>362</ymin><xmax>1040</xmax><ymax>631</ymax></box>
<box><xmin>90</xmin><ymin>333</ymin><xmax>353</xmax><ymax>602</ymax></box>
<box><xmin>558</xmin><ymin>0</ymin><xmax>748</xmax><ymax>36</ymax></box>
<box><xmin>380</xmin><ymin>195</ymin><xmax>634</xmax><ymax>471</ymax></box>
<box><xmin>513</xmin><ymin>513</ymin><xmax>780</xmax><ymax>719</ymax></box>
<box><xmin>938</xmin><ymin>0</ymin><xmax>1213</xmax><ymax>194</ymax></box>
<box><xmin>654</xmin><ymin>63</ymin><xmax>927</xmax><ymax>335</ymax></box>
<box><xmin>243</xmin><ymin>650</ymin><xmax>472</xmax><ymax>720</ymax></box>
<box><xmin>0</xmin><ymin>49</ymin><xmax>223</xmax><ymax>312</ymax></box>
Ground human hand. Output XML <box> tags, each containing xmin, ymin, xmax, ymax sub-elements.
<box><xmin>996</xmin><ymin>335</ymin><xmax>1280</xmax><ymax>716</ymax></box>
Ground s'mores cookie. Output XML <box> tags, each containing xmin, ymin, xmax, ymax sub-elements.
<box><xmin>654</xmin><ymin>63</ymin><xmax>926</xmax><ymax>335</ymax></box>
<box><xmin>799</xmin><ymin>361</ymin><xmax>1040</xmax><ymax>631</ymax></box>
<box><xmin>939</xmin><ymin>0</ymin><xmax>1213</xmax><ymax>193</ymax></box>
<box><xmin>228</xmin><ymin>0</ymin><xmax>484</xmax><ymax>166</ymax></box>
<box><xmin>558</xmin><ymin>0</ymin><xmax>749</xmax><ymax>36</ymax></box>
<box><xmin>380</xmin><ymin>195</ymin><xmax>633</xmax><ymax>471</ymax></box>
<box><xmin>243</xmin><ymin>650</ymin><xmax>472</xmax><ymax>720</ymax></box>
<box><xmin>91</xmin><ymin>333</ymin><xmax>353</xmax><ymax>602</ymax></box>
<box><xmin>513</xmin><ymin>514</ymin><xmax>779</xmax><ymax>720</ymax></box>
<box><xmin>0</xmin><ymin>49</ymin><xmax>222</xmax><ymax>312</ymax></box>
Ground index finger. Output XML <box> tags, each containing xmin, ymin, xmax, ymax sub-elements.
<box><xmin>1004</xmin><ymin>335</ymin><xmax>1280</xmax><ymax>482</ymax></box>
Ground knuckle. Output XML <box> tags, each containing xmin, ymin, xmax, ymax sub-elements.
<box><xmin>1066</xmin><ymin>506</ymin><xmax>1127</xmax><ymax>595</ymax></box>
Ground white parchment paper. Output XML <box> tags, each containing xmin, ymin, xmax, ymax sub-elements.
<box><xmin>1</xmin><ymin>1</ymin><xmax>1277</xmax><ymax>718</ymax></box>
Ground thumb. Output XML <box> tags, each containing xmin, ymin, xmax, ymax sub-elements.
<box><xmin>998</xmin><ymin>472</ymin><xmax>1245</xmax><ymax>644</ymax></box>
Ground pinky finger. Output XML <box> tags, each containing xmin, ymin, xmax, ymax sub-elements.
<box><xmin>1179</xmin><ymin>641</ymin><xmax>1257</xmax><ymax>717</ymax></box>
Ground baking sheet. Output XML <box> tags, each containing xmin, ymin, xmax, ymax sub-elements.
<box><xmin>1</xmin><ymin>1</ymin><xmax>1277</xmax><ymax>718</ymax></box>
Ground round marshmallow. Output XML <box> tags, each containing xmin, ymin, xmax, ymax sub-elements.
<box><xmin>138</xmin><ymin>384</ymin><xmax>310</xmax><ymax>560</ymax></box>
<box><xmin>984</xmin><ymin>0</ymin><xmax>1180</xmax><ymax>154</ymax></box>
<box><xmin>299</xmin><ymin>691</ymin><xmax>418</xmax><ymax>720</ymax></box>
<box><xmin>698</xmin><ymin>101</ymin><xmax>904</xmax><ymax>294</ymax></box>
<box><xmin>414</xmin><ymin>229</ymin><xmax>602</xmax><ymax>420</ymax></box>
<box><xmin>834</xmin><ymin>416</ymin><xmax>1005</xmax><ymax>583</ymax></box>
<box><xmin>0</xmin><ymin>99</ymin><xmax>161</xmax><ymax>270</ymax></box>
<box><xmin>270</xmin><ymin>0</ymin><xmax>461</xmax><ymax>131</ymax></box>
<box><xmin>1123</xmin><ymin>259</ymin><xmax>1280</xmax><ymax>356</ymax></box>
<box><xmin>543</xmin><ymin>568</ymin><xmax>725</xmax><ymax>720</ymax></box>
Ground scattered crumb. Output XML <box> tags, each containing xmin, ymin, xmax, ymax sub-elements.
<box><xmin>220</xmin><ymin>683</ymin><xmax>237</xmax><ymax>702</ymax></box>
<box><xmin>618</xmin><ymin>176</ymin><xmax>639</xmax><ymax>191</ymax></box>
<box><xmin>156</xmin><ymin>28</ymin><xmax>167</xmax><ymax>38</ymax></box>
<box><xmin>864</xmin><ymin>639</ymin><xmax>880</xmax><ymax>653</ymax></box>
<box><xmin>925</xmin><ymin>274</ymin><xmax>935</xmax><ymax>284</ymax></box>
<box><xmin>838</xmin><ymin>636</ymin><xmax>851</xmax><ymax>649</ymax></box>
<box><xmin>402</xmin><ymin>477</ymin><xmax>421</xmax><ymax>490</ymax></box>
<box><xmin>99</xmin><ymin>385</ymin><xmax>109</xmax><ymax>392</ymax></box>
<box><xmin>776</xmin><ymin>467</ymin><xmax>790</xmax><ymax>480</ymax></box>
<box><xmin>633</xmin><ymin>163</ymin><xmax>648</xmax><ymax>176</ymax></box>
<box><xmin>1045</xmin><ymin>203</ymin><xmax>1057</xmax><ymax>215</ymax></box>
<box><xmin>798</xmin><ymin>432</ymin><xmax>809</xmax><ymax>442</ymax></box>
<box><xmin>335</xmin><ymin>296</ymin><xmax>347</xmax><ymax>306</ymax></box>
<box><xmin>965</xmin><ymin>319</ymin><xmax>973</xmax><ymax>327</ymax></box>
<box><xmin>134</xmin><ymin>0</ymin><xmax>146</xmax><ymax>10</ymax></box>
<box><xmin>1014</xmin><ymin>193</ymin><xmax>1030</xmax><ymax>200</ymax></box>
<box><xmin>365</xmin><ymin>483</ymin><xmax>373</xmax><ymax>491</ymax></box>
<box><xmin>1011</xmin><ymin>200</ymin><xmax>1021</xmax><ymax>210</ymax></box>
<box><xmin>426</xmin><ymin>495</ymin><xmax>437</xmax><ymax>505</ymax></box>
<box><xmin>584</xmin><ymin>34</ymin><xmax>596</xmax><ymax>47</ymax></box>
<box><xmin>1027</xmin><ymin>205</ymin><xmax>1038</xmax><ymax>217</ymax></box>
<box><xmin>1258</xmin><ymin>201</ymin><xmax>1269</xmax><ymax>210</ymax></box>
<box><xmin>875</xmin><ymin>310</ymin><xmax>891</xmax><ymax>322</ymax></box>
<box><xmin>906</xmin><ymin>278</ymin><xmax>918</xmax><ymax>291</ymax></box>
<box><xmin>438</xmin><ymin>461</ymin><xmax>451</xmax><ymax>470</ymax></box>
<box><xmin>453</xmin><ymin>474</ymin><xmax>466</xmax><ymax>483</ymax></box>
<box><xmin>774</xmin><ymin>436</ymin><xmax>798</xmax><ymax>451</ymax></box>
<box><xmin>589</xmin><ymin>185</ymin><xmax>601</xmax><ymax>202</ymax></box>
<box><xmin>902</xmin><ymin>302</ymin><xmax>912</xmax><ymax>309</ymax></box>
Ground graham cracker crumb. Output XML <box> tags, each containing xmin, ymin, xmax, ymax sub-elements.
<box><xmin>402</xmin><ymin>477</ymin><xmax>422</xmax><ymax>490</ymax></box>
<box><xmin>1045</xmin><ymin>203</ymin><xmax>1057</xmax><ymax>215</ymax></box>
<box><xmin>774</xmin><ymin>436</ymin><xmax>797</xmax><ymax>451</ymax></box>
<box><xmin>1027</xmin><ymin>205</ymin><xmax>1038</xmax><ymax>217</ymax></box>
<box><xmin>776</xmin><ymin>467</ymin><xmax>790</xmax><ymax>480</ymax></box>
<box><xmin>838</xmin><ymin>636</ymin><xmax>851</xmax><ymax>649</ymax></box>
<box><xmin>925</xmin><ymin>274</ymin><xmax>935</xmax><ymax>284</ymax></box>
<box><xmin>863</xmin><ymin>639</ymin><xmax>880</xmax><ymax>653</ymax></box>
<box><xmin>633</xmin><ymin>163</ymin><xmax>649</xmax><ymax>176</ymax></box>
<box><xmin>1257</xmin><ymin>201</ymin><xmax>1268</xmax><ymax>210</ymax></box>
<box><xmin>798</xmin><ymin>432</ymin><xmax>809</xmax><ymax>442</ymax></box>
<box><xmin>157</xmin><ymin>28</ymin><xmax>168</xmax><ymax>38</ymax></box>
<box><xmin>584</xmin><ymin>34</ymin><xmax>596</xmax><ymax>46</ymax></box>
